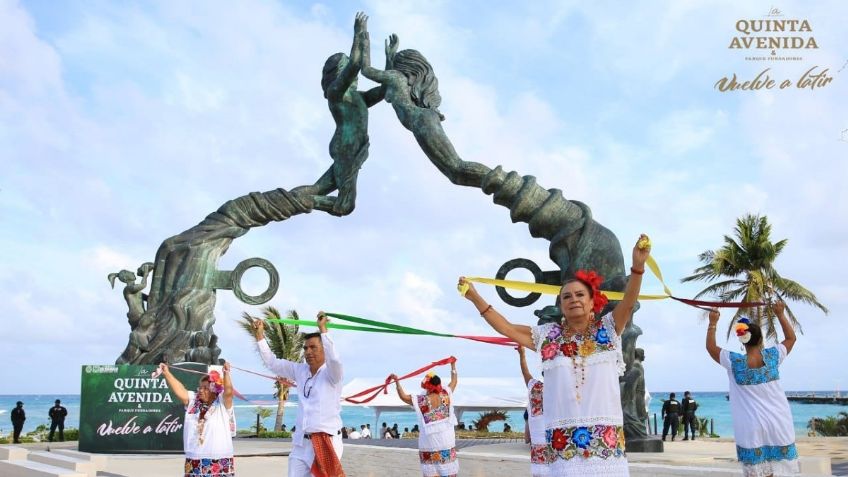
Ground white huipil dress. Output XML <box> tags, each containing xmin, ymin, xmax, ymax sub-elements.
<box><xmin>412</xmin><ymin>387</ymin><xmax>459</xmax><ymax>477</ymax></box>
<box><xmin>720</xmin><ymin>344</ymin><xmax>799</xmax><ymax>477</ymax></box>
<box><xmin>531</xmin><ymin>313</ymin><xmax>629</xmax><ymax>476</ymax></box>
<box><xmin>527</xmin><ymin>378</ymin><xmax>551</xmax><ymax>476</ymax></box>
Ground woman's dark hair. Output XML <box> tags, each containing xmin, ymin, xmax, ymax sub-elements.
<box><xmin>392</xmin><ymin>49</ymin><xmax>444</xmax><ymax>119</ymax></box>
<box><xmin>321</xmin><ymin>53</ymin><xmax>348</xmax><ymax>97</ymax></box>
<box><xmin>429</xmin><ymin>375</ymin><xmax>442</xmax><ymax>386</ymax></box>
<box><xmin>561</xmin><ymin>278</ymin><xmax>595</xmax><ymax>297</ymax></box>
<box><xmin>744</xmin><ymin>322</ymin><xmax>763</xmax><ymax>348</ymax></box>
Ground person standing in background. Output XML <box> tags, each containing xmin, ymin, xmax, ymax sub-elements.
<box><xmin>11</xmin><ymin>401</ymin><xmax>25</xmax><ymax>444</ymax></box>
<box><xmin>681</xmin><ymin>391</ymin><xmax>699</xmax><ymax>441</ymax></box>
<box><xmin>48</xmin><ymin>399</ymin><xmax>68</xmax><ymax>442</ymax></box>
<box><xmin>662</xmin><ymin>393</ymin><xmax>681</xmax><ymax>441</ymax></box>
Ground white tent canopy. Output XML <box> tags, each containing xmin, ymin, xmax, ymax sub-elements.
<box><xmin>340</xmin><ymin>377</ymin><xmax>529</xmax><ymax>429</ymax></box>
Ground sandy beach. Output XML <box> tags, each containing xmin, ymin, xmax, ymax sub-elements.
<box><xmin>5</xmin><ymin>436</ymin><xmax>844</xmax><ymax>476</ymax></box>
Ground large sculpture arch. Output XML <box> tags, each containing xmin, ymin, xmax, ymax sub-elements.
<box><xmin>110</xmin><ymin>15</ymin><xmax>647</xmax><ymax>442</ymax></box>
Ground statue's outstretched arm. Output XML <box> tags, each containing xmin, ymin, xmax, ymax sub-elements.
<box><xmin>326</xmin><ymin>12</ymin><xmax>366</xmax><ymax>102</ymax></box>
<box><xmin>359</xmin><ymin>30</ymin><xmax>391</xmax><ymax>84</ymax></box>
<box><xmin>362</xmin><ymin>33</ymin><xmax>398</xmax><ymax>106</ymax></box>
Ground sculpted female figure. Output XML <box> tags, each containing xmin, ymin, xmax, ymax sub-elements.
<box><xmin>358</xmin><ymin>29</ymin><xmax>490</xmax><ymax>187</ymax></box>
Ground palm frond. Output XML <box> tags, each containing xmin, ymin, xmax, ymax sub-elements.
<box><xmin>686</xmin><ymin>214</ymin><xmax>826</xmax><ymax>341</ymax></box>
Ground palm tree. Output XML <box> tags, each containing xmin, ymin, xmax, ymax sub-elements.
<box><xmin>682</xmin><ymin>213</ymin><xmax>828</xmax><ymax>340</ymax></box>
<box><xmin>239</xmin><ymin>306</ymin><xmax>304</xmax><ymax>432</ymax></box>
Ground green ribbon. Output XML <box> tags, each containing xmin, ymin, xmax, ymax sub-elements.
<box><xmin>266</xmin><ymin>312</ymin><xmax>452</xmax><ymax>337</ymax></box>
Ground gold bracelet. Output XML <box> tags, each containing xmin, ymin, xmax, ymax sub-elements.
<box><xmin>707</xmin><ymin>326</ymin><xmax>717</xmax><ymax>330</ymax></box>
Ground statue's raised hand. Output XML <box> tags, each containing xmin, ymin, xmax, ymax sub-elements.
<box><xmin>385</xmin><ymin>34</ymin><xmax>399</xmax><ymax>60</ymax></box>
<box><xmin>354</xmin><ymin>12</ymin><xmax>368</xmax><ymax>35</ymax></box>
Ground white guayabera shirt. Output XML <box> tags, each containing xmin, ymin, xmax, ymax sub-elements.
<box><xmin>257</xmin><ymin>334</ymin><xmax>343</xmax><ymax>446</ymax></box>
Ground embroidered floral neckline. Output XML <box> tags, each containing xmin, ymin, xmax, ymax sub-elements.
<box><xmin>539</xmin><ymin>318</ymin><xmax>616</xmax><ymax>402</ymax></box>
<box><xmin>189</xmin><ymin>396</ymin><xmax>215</xmax><ymax>446</ymax></box>
<box><xmin>539</xmin><ymin>319</ymin><xmax>615</xmax><ymax>362</ymax></box>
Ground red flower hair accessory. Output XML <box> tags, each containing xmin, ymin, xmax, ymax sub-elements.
<box><xmin>573</xmin><ymin>270</ymin><xmax>609</xmax><ymax>314</ymax></box>
<box><xmin>420</xmin><ymin>371</ymin><xmax>443</xmax><ymax>394</ymax></box>
<box><xmin>207</xmin><ymin>370</ymin><xmax>225</xmax><ymax>395</ymax></box>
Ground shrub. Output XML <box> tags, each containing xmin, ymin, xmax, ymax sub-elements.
<box><xmin>808</xmin><ymin>412</ymin><xmax>848</xmax><ymax>436</ymax></box>
<box><xmin>258</xmin><ymin>431</ymin><xmax>292</xmax><ymax>438</ymax></box>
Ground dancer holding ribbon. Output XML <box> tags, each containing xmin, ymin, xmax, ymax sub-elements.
<box><xmin>159</xmin><ymin>362</ymin><xmax>236</xmax><ymax>477</ymax></box>
<box><xmin>458</xmin><ymin>235</ymin><xmax>651</xmax><ymax>476</ymax></box>
<box><xmin>388</xmin><ymin>360</ymin><xmax>459</xmax><ymax>477</ymax></box>
<box><xmin>518</xmin><ymin>345</ymin><xmax>550</xmax><ymax>476</ymax></box>
<box><xmin>253</xmin><ymin>312</ymin><xmax>346</xmax><ymax>477</ymax></box>
<box><xmin>705</xmin><ymin>302</ymin><xmax>799</xmax><ymax>477</ymax></box>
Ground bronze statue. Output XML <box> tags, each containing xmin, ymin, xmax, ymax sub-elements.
<box><xmin>291</xmin><ymin>12</ymin><xmax>386</xmax><ymax>216</ymax></box>
<box><xmin>358</xmin><ymin>32</ymin><xmax>491</xmax><ymax>188</ymax></box>
<box><xmin>108</xmin><ymin>262</ymin><xmax>154</xmax><ymax>330</ymax></box>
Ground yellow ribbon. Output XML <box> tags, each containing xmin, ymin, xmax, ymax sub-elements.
<box><xmin>463</xmin><ymin>255</ymin><xmax>673</xmax><ymax>302</ymax></box>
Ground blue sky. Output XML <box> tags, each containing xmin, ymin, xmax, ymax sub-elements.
<box><xmin>1</xmin><ymin>0</ymin><xmax>846</xmax><ymax>396</ymax></box>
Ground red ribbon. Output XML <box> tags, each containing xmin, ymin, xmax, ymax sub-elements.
<box><xmin>671</xmin><ymin>296</ymin><xmax>766</xmax><ymax>311</ymax></box>
<box><xmin>344</xmin><ymin>356</ymin><xmax>457</xmax><ymax>404</ymax></box>
<box><xmin>457</xmin><ymin>334</ymin><xmax>517</xmax><ymax>346</ymax></box>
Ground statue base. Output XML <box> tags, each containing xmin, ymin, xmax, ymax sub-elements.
<box><xmin>625</xmin><ymin>437</ymin><xmax>664</xmax><ymax>453</ymax></box>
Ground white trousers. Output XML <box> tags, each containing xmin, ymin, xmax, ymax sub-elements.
<box><xmin>288</xmin><ymin>434</ymin><xmax>344</xmax><ymax>477</ymax></box>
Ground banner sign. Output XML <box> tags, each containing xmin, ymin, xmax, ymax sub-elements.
<box><xmin>79</xmin><ymin>363</ymin><xmax>205</xmax><ymax>453</ymax></box>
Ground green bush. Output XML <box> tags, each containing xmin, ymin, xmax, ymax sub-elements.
<box><xmin>258</xmin><ymin>431</ymin><xmax>292</xmax><ymax>438</ymax></box>
<box><xmin>808</xmin><ymin>412</ymin><xmax>848</xmax><ymax>436</ymax></box>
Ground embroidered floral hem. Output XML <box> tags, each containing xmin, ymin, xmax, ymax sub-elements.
<box><xmin>184</xmin><ymin>457</ymin><xmax>234</xmax><ymax>477</ymax></box>
<box><xmin>419</xmin><ymin>448</ymin><xmax>457</xmax><ymax>464</ymax></box>
<box><xmin>419</xmin><ymin>447</ymin><xmax>459</xmax><ymax>477</ymax></box>
<box><xmin>546</xmin><ymin>424</ymin><xmax>625</xmax><ymax>460</ymax></box>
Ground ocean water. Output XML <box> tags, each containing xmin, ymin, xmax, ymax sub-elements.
<box><xmin>1</xmin><ymin>392</ymin><xmax>844</xmax><ymax>439</ymax></box>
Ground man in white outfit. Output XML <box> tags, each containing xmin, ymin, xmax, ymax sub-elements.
<box><xmin>253</xmin><ymin>312</ymin><xmax>345</xmax><ymax>476</ymax></box>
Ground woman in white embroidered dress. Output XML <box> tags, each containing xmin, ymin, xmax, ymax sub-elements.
<box><xmin>160</xmin><ymin>362</ymin><xmax>236</xmax><ymax>477</ymax></box>
<box><xmin>389</xmin><ymin>361</ymin><xmax>459</xmax><ymax>477</ymax></box>
<box><xmin>459</xmin><ymin>235</ymin><xmax>650</xmax><ymax>476</ymax></box>
<box><xmin>518</xmin><ymin>345</ymin><xmax>549</xmax><ymax>477</ymax></box>
<box><xmin>705</xmin><ymin>302</ymin><xmax>799</xmax><ymax>477</ymax></box>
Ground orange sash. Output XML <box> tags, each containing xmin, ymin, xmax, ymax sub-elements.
<box><xmin>310</xmin><ymin>432</ymin><xmax>345</xmax><ymax>477</ymax></box>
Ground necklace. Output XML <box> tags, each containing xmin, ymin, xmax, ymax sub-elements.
<box><xmin>563</xmin><ymin>318</ymin><xmax>598</xmax><ymax>403</ymax></box>
<box><xmin>193</xmin><ymin>398</ymin><xmax>214</xmax><ymax>446</ymax></box>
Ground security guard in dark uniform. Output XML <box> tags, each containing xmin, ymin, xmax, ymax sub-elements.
<box><xmin>681</xmin><ymin>391</ymin><xmax>699</xmax><ymax>440</ymax></box>
<box><xmin>661</xmin><ymin>392</ymin><xmax>681</xmax><ymax>441</ymax></box>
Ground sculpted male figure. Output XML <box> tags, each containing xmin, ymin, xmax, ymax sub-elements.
<box><xmin>293</xmin><ymin>12</ymin><xmax>388</xmax><ymax>216</ymax></box>
<box><xmin>253</xmin><ymin>313</ymin><xmax>345</xmax><ymax>476</ymax></box>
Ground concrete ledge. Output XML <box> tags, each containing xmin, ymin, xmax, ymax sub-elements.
<box><xmin>0</xmin><ymin>459</ymin><xmax>87</xmax><ymax>477</ymax></box>
<box><xmin>0</xmin><ymin>445</ymin><xmax>29</xmax><ymax>460</ymax></box>
<box><xmin>49</xmin><ymin>450</ymin><xmax>108</xmax><ymax>471</ymax></box>
<box><xmin>631</xmin><ymin>463</ymin><xmax>743</xmax><ymax>476</ymax></box>
<box><xmin>800</xmin><ymin>456</ymin><xmax>833</xmax><ymax>476</ymax></box>
<box><xmin>28</xmin><ymin>452</ymin><xmax>96</xmax><ymax>477</ymax></box>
